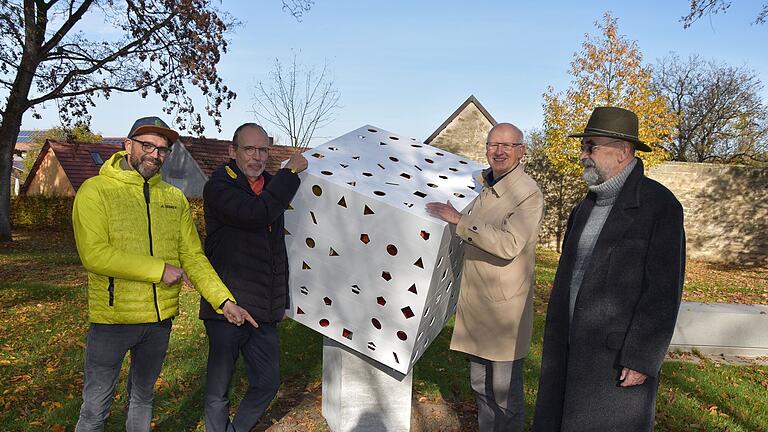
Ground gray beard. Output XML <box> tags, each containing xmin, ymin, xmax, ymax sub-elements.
<box><xmin>582</xmin><ymin>166</ymin><xmax>602</xmax><ymax>185</ymax></box>
<box><xmin>581</xmin><ymin>160</ymin><xmax>606</xmax><ymax>186</ymax></box>
<box><xmin>130</xmin><ymin>154</ymin><xmax>161</xmax><ymax>178</ymax></box>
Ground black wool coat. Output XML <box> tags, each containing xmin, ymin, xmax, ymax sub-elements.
<box><xmin>532</xmin><ymin>160</ymin><xmax>685</xmax><ymax>432</ymax></box>
<box><xmin>199</xmin><ymin>160</ymin><xmax>300</xmax><ymax>323</ymax></box>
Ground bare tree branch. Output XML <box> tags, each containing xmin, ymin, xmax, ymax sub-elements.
<box><xmin>252</xmin><ymin>54</ymin><xmax>340</xmax><ymax>148</ymax></box>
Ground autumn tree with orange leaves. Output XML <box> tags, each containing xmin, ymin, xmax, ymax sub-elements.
<box><xmin>533</xmin><ymin>12</ymin><xmax>676</xmax><ymax>248</ymax></box>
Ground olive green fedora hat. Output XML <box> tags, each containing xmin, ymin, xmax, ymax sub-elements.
<box><xmin>568</xmin><ymin>106</ymin><xmax>651</xmax><ymax>152</ymax></box>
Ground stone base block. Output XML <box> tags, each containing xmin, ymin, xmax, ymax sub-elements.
<box><xmin>670</xmin><ymin>301</ymin><xmax>768</xmax><ymax>356</ymax></box>
<box><xmin>322</xmin><ymin>337</ymin><xmax>413</xmax><ymax>431</ymax></box>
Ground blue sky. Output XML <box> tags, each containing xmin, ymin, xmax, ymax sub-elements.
<box><xmin>21</xmin><ymin>0</ymin><xmax>768</xmax><ymax>144</ymax></box>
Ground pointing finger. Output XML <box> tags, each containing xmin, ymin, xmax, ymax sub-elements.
<box><xmin>243</xmin><ymin>311</ymin><xmax>259</xmax><ymax>328</ymax></box>
<box><xmin>182</xmin><ymin>271</ymin><xmax>193</xmax><ymax>288</ymax></box>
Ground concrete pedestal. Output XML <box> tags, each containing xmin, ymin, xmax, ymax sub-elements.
<box><xmin>670</xmin><ymin>301</ymin><xmax>768</xmax><ymax>356</ymax></box>
<box><xmin>322</xmin><ymin>337</ymin><xmax>413</xmax><ymax>431</ymax></box>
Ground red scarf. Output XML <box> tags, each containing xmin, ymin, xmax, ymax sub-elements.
<box><xmin>248</xmin><ymin>176</ymin><xmax>264</xmax><ymax>195</ymax></box>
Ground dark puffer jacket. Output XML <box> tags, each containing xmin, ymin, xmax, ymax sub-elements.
<box><xmin>199</xmin><ymin>160</ymin><xmax>300</xmax><ymax>323</ymax></box>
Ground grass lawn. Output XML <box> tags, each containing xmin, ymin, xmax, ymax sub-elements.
<box><xmin>1</xmin><ymin>229</ymin><xmax>766</xmax><ymax>431</ymax></box>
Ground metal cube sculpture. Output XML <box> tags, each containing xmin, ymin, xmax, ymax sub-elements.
<box><xmin>284</xmin><ymin>125</ymin><xmax>483</xmax><ymax>374</ymax></box>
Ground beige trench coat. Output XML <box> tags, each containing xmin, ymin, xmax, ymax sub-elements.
<box><xmin>451</xmin><ymin>165</ymin><xmax>544</xmax><ymax>361</ymax></box>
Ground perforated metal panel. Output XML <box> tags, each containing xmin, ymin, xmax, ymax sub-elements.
<box><xmin>285</xmin><ymin>125</ymin><xmax>483</xmax><ymax>374</ymax></box>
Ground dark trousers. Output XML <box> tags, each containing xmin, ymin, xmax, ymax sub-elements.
<box><xmin>469</xmin><ymin>355</ymin><xmax>526</xmax><ymax>432</ymax></box>
<box><xmin>75</xmin><ymin>320</ymin><xmax>172</xmax><ymax>432</ymax></box>
<box><xmin>203</xmin><ymin>319</ymin><xmax>280</xmax><ymax>432</ymax></box>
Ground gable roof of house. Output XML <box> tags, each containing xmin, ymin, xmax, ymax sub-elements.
<box><xmin>424</xmin><ymin>95</ymin><xmax>497</xmax><ymax>144</ymax></box>
<box><xmin>14</xmin><ymin>130</ymin><xmax>124</xmax><ymax>152</ymax></box>
<box><xmin>178</xmin><ymin>136</ymin><xmax>301</xmax><ymax>176</ymax></box>
<box><xmin>21</xmin><ymin>140</ymin><xmax>122</xmax><ymax>193</ymax></box>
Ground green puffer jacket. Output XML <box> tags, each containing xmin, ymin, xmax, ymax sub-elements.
<box><xmin>72</xmin><ymin>151</ymin><xmax>233</xmax><ymax>324</ymax></box>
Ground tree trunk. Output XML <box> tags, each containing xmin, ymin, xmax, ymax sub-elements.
<box><xmin>0</xmin><ymin>6</ymin><xmax>43</xmax><ymax>242</ymax></box>
<box><xmin>0</xmin><ymin>113</ymin><xmax>24</xmax><ymax>242</ymax></box>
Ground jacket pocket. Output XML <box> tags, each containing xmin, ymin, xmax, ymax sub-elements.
<box><xmin>107</xmin><ymin>277</ymin><xmax>115</xmax><ymax>306</ymax></box>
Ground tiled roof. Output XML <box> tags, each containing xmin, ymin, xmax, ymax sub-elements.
<box><xmin>102</xmin><ymin>137</ymin><xmax>126</xmax><ymax>144</ymax></box>
<box><xmin>177</xmin><ymin>136</ymin><xmax>232</xmax><ymax>177</ymax></box>
<box><xmin>22</xmin><ymin>140</ymin><xmax>122</xmax><ymax>193</ymax></box>
<box><xmin>178</xmin><ymin>135</ymin><xmax>301</xmax><ymax>177</ymax></box>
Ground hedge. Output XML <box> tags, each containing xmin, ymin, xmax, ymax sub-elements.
<box><xmin>10</xmin><ymin>195</ymin><xmax>206</xmax><ymax>236</ymax></box>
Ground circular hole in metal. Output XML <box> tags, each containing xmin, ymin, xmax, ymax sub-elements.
<box><xmin>424</xmin><ymin>158</ymin><xmax>434</xmax><ymax>164</ymax></box>
<box><xmin>319</xmin><ymin>319</ymin><xmax>330</xmax><ymax>327</ymax></box>
<box><xmin>368</xmin><ymin>128</ymin><xmax>378</xmax><ymax>132</ymax></box>
<box><xmin>435</xmin><ymin>152</ymin><xmax>444</xmax><ymax>156</ymax></box>
<box><xmin>459</xmin><ymin>160</ymin><xmax>468</xmax><ymax>164</ymax></box>
<box><xmin>389</xmin><ymin>136</ymin><xmax>399</xmax><ymax>140</ymax></box>
<box><xmin>439</xmin><ymin>175</ymin><xmax>448</xmax><ymax>179</ymax></box>
<box><xmin>362</xmin><ymin>172</ymin><xmax>373</xmax><ymax>177</ymax></box>
<box><xmin>321</xmin><ymin>170</ymin><xmax>333</xmax><ymax>176</ymax></box>
<box><xmin>411</xmin><ymin>144</ymin><xmax>422</xmax><ymax>148</ymax></box>
<box><xmin>427</xmin><ymin>183</ymin><xmax>437</xmax><ymax>188</ymax></box>
<box><xmin>390</xmin><ymin>156</ymin><xmax>399</xmax><ymax>162</ymax></box>
<box><xmin>397</xmin><ymin>331</ymin><xmax>408</xmax><ymax>341</ymax></box>
<box><xmin>371</xmin><ymin>318</ymin><xmax>382</xmax><ymax>329</ymax></box>
<box><xmin>305</xmin><ymin>238</ymin><xmax>315</xmax><ymax>248</ymax></box>
<box><xmin>374</xmin><ymin>190</ymin><xmax>386</xmax><ymax>196</ymax></box>
<box><xmin>387</xmin><ymin>244</ymin><xmax>398</xmax><ymax>256</ymax></box>
<box><xmin>312</xmin><ymin>185</ymin><xmax>322</xmax><ymax>196</ymax></box>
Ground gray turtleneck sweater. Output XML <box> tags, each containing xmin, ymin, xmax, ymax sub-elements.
<box><xmin>569</xmin><ymin>158</ymin><xmax>637</xmax><ymax>321</ymax></box>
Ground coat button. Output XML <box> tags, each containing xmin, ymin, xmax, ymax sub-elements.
<box><xmin>472</xmin><ymin>226</ymin><xmax>477</xmax><ymax>231</ymax></box>
<box><xmin>467</xmin><ymin>237</ymin><xmax>472</xmax><ymax>242</ymax></box>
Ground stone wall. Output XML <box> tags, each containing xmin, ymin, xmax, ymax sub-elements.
<box><xmin>647</xmin><ymin>162</ymin><xmax>768</xmax><ymax>265</ymax></box>
<box><xmin>427</xmin><ymin>103</ymin><xmax>493</xmax><ymax>164</ymax></box>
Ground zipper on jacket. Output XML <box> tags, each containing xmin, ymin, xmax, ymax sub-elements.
<box><xmin>144</xmin><ymin>180</ymin><xmax>161</xmax><ymax>322</ymax></box>
<box><xmin>107</xmin><ymin>276</ymin><xmax>115</xmax><ymax>306</ymax></box>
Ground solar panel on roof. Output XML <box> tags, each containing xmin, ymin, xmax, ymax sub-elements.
<box><xmin>16</xmin><ymin>130</ymin><xmax>47</xmax><ymax>143</ymax></box>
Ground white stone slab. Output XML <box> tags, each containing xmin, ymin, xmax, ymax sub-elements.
<box><xmin>285</xmin><ymin>125</ymin><xmax>484</xmax><ymax>374</ymax></box>
<box><xmin>669</xmin><ymin>301</ymin><xmax>768</xmax><ymax>356</ymax></box>
<box><xmin>322</xmin><ymin>337</ymin><xmax>412</xmax><ymax>432</ymax></box>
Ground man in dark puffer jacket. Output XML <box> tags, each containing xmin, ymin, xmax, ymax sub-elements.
<box><xmin>200</xmin><ymin>123</ymin><xmax>308</xmax><ymax>432</ymax></box>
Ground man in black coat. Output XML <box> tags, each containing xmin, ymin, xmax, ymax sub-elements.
<box><xmin>200</xmin><ymin>123</ymin><xmax>308</xmax><ymax>432</ymax></box>
<box><xmin>533</xmin><ymin>107</ymin><xmax>685</xmax><ymax>431</ymax></box>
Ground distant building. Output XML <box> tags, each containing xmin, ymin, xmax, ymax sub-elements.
<box><xmin>21</xmin><ymin>140</ymin><xmax>122</xmax><ymax>196</ymax></box>
<box><xmin>161</xmin><ymin>136</ymin><xmax>300</xmax><ymax>197</ymax></box>
<box><xmin>424</xmin><ymin>95</ymin><xmax>497</xmax><ymax>163</ymax></box>
<box><xmin>12</xmin><ymin>130</ymin><xmax>123</xmax><ymax>196</ymax></box>
<box><xmin>21</xmin><ymin>135</ymin><xmax>301</xmax><ymax>198</ymax></box>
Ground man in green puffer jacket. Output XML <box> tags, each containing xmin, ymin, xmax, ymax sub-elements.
<box><xmin>72</xmin><ymin>116</ymin><xmax>255</xmax><ymax>432</ymax></box>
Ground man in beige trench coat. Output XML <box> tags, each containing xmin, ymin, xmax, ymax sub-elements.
<box><xmin>427</xmin><ymin>122</ymin><xmax>544</xmax><ymax>432</ymax></box>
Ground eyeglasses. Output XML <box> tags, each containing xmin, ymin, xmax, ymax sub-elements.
<box><xmin>580</xmin><ymin>139</ymin><xmax>624</xmax><ymax>154</ymax></box>
<box><xmin>486</xmin><ymin>142</ymin><xmax>524</xmax><ymax>151</ymax></box>
<box><xmin>131</xmin><ymin>138</ymin><xmax>172</xmax><ymax>157</ymax></box>
<box><xmin>237</xmin><ymin>146</ymin><xmax>270</xmax><ymax>157</ymax></box>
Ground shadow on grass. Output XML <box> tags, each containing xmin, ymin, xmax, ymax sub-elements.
<box><xmin>0</xmin><ymin>282</ymin><xmax>81</xmax><ymax>305</ymax></box>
